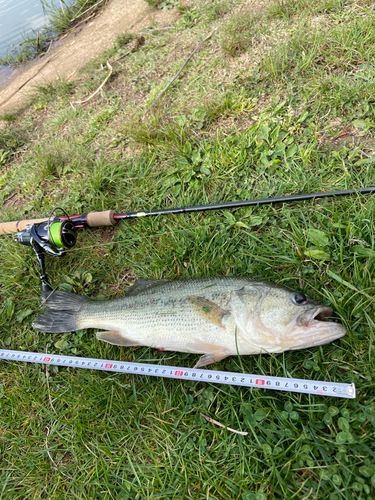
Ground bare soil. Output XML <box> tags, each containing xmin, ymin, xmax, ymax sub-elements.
<box><xmin>0</xmin><ymin>0</ymin><xmax>179</xmax><ymax>113</ymax></box>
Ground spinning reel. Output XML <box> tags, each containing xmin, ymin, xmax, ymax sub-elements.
<box><xmin>4</xmin><ymin>187</ymin><xmax>375</xmax><ymax>300</ymax></box>
<box><xmin>14</xmin><ymin>210</ymin><xmax>77</xmax><ymax>298</ymax></box>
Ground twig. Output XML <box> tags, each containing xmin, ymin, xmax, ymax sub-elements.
<box><xmin>45</xmin><ymin>427</ymin><xmax>74</xmax><ymax>480</ymax></box>
<box><xmin>73</xmin><ymin>61</ymin><xmax>112</xmax><ymax>105</ymax></box>
<box><xmin>71</xmin><ymin>0</ymin><xmax>90</xmax><ymax>20</ymax></box>
<box><xmin>4</xmin><ymin>190</ymin><xmax>19</xmax><ymax>202</ymax></box>
<box><xmin>333</xmin><ymin>131</ymin><xmax>349</xmax><ymax>141</ymax></box>
<box><xmin>141</xmin><ymin>26</ymin><xmax>174</xmax><ymax>32</ymax></box>
<box><xmin>0</xmin><ymin>51</ymin><xmax>61</xmax><ymax>108</ymax></box>
<box><xmin>40</xmin><ymin>284</ymin><xmax>60</xmax><ymax>307</ymax></box>
<box><xmin>111</xmin><ymin>36</ymin><xmax>145</xmax><ymax>64</ymax></box>
<box><xmin>200</xmin><ymin>413</ymin><xmax>248</xmax><ymax>436</ymax></box>
<box><xmin>58</xmin><ymin>33</ymin><xmax>69</xmax><ymax>42</ymax></box>
<box><xmin>46</xmin><ymin>39</ymin><xmax>53</xmax><ymax>55</ymax></box>
<box><xmin>142</xmin><ymin>28</ymin><xmax>217</xmax><ymax>119</ymax></box>
<box><xmin>331</xmin><ymin>358</ymin><xmax>366</xmax><ymax>379</ymax></box>
<box><xmin>111</xmin><ymin>50</ymin><xmax>132</xmax><ymax>64</ymax></box>
<box><xmin>72</xmin><ymin>11</ymin><xmax>96</xmax><ymax>29</ymax></box>
<box><xmin>161</xmin><ymin>407</ymin><xmax>178</xmax><ymax>415</ymax></box>
<box><xmin>67</xmin><ymin>70</ymin><xmax>76</xmax><ymax>80</ymax></box>
<box><xmin>71</xmin><ymin>0</ymin><xmax>106</xmax><ymax>23</ymax></box>
<box><xmin>359</xmin><ymin>150</ymin><xmax>373</xmax><ymax>158</ymax></box>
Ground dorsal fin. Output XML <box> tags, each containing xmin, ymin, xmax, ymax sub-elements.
<box><xmin>126</xmin><ymin>279</ymin><xmax>171</xmax><ymax>297</ymax></box>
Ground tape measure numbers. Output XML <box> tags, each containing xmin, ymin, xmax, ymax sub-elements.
<box><xmin>0</xmin><ymin>349</ymin><xmax>356</xmax><ymax>399</ymax></box>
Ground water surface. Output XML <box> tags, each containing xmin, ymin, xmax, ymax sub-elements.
<box><xmin>0</xmin><ymin>0</ymin><xmax>50</xmax><ymax>60</ymax></box>
<box><xmin>0</xmin><ymin>0</ymin><xmax>67</xmax><ymax>88</ymax></box>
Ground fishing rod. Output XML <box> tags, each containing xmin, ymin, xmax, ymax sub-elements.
<box><xmin>2</xmin><ymin>186</ymin><xmax>375</xmax><ymax>296</ymax></box>
<box><xmin>2</xmin><ymin>186</ymin><xmax>375</xmax><ymax>235</ymax></box>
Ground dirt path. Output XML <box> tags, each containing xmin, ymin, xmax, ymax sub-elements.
<box><xmin>0</xmin><ymin>0</ymin><xmax>178</xmax><ymax>113</ymax></box>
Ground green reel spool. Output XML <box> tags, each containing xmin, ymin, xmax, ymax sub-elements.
<box><xmin>49</xmin><ymin>220</ymin><xmax>76</xmax><ymax>249</ymax></box>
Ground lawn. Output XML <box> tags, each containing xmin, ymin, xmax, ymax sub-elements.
<box><xmin>0</xmin><ymin>0</ymin><xmax>375</xmax><ymax>498</ymax></box>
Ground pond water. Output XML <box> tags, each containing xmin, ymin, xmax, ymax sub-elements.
<box><xmin>0</xmin><ymin>0</ymin><xmax>62</xmax><ymax>87</ymax></box>
<box><xmin>0</xmin><ymin>0</ymin><xmax>50</xmax><ymax>59</ymax></box>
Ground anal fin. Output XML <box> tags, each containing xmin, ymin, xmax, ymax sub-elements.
<box><xmin>96</xmin><ymin>331</ymin><xmax>140</xmax><ymax>347</ymax></box>
<box><xmin>194</xmin><ymin>352</ymin><xmax>229</xmax><ymax>368</ymax></box>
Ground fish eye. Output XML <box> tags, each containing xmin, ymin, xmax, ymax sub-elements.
<box><xmin>293</xmin><ymin>292</ymin><xmax>307</xmax><ymax>305</ymax></box>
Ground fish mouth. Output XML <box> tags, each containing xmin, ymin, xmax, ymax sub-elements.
<box><xmin>297</xmin><ymin>306</ymin><xmax>333</xmax><ymax>326</ymax></box>
<box><xmin>310</xmin><ymin>306</ymin><xmax>334</xmax><ymax>323</ymax></box>
<box><xmin>290</xmin><ymin>305</ymin><xmax>346</xmax><ymax>349</ymax></box>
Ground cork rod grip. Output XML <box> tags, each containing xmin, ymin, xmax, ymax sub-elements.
<box><xmin>0</xmin><ymin>210</ymin><xmax>118</xmax><ymax>235</ymax></box>
<box><xmin>0</xmin><ymin>218</ymin><xmax>50</xmax><ymax>235</ymax></box>
<box><xmin>86</xmin><ymin>210</ymin><xmax>117</xmax><ymax>227</ymax></box>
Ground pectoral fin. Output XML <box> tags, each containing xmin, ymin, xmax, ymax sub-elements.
<box><xmin>188</xmin><ymin>296</ymin><xmax>229</xmax><ymax>328</ymax></box>
<box><xmin>186</xmin><ymin>339</ymin><xmax>229</xmax><ymax>367</ymax></box>
<box><xmin>96</xmin><ymin>331</ymin><xmax>140</xmax><ymax>347</ymax></box>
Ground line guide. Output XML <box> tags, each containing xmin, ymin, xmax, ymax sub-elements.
<box><xmin>0</xmin><ymin>349</ymin><xmax>356</xmax><ymax>399</ymax></box>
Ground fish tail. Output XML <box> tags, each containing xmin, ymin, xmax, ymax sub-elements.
<box><xmin>32</xmin><ymin>290</ymin><xmax>88</xmax><ymax>333</ymax></box>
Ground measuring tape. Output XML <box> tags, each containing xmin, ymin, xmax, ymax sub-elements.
<box><xmin>0</xmin><ymin>349</ymin><xmax>355</xmax><ymax>399</ymax></box>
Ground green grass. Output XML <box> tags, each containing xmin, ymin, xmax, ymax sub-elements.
<box><xmin>0</xmin><ymin>0</ymin><xmax>375</xmax><ymax>498</ymax></box>
<box><xmin>113</xmin><ymin>30</ymin><xmax>136</xmax><ymax>49</ymax></box>
<box><xmin>28</xmin><ymin>77</ymin><xmax>77</xmax><ymax>109</ymax></box>
<box><xmin>221</xmin><ymin>8</ymin><xmax>268</xmax><ymax>57</ymax></box>
<box><xmin>267</xmin><ymin>0</ymin><xmax>344</xmax><ymax>19</ymax></box>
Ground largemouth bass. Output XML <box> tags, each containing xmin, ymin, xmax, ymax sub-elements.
<box><xmin>33</xmin><ymin>278</ymin><xmax>346</xmax><ymax>367</ymax></box>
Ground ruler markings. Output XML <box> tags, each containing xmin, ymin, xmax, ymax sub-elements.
<box><xmin>0</xmin><ymin>349</ymin><xmax>356</xmax><ymax>399</ymax></box>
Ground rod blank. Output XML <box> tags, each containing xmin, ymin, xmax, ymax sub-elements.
<box><xmin>115</xmin><ymin>187</ymin><xmax>375</xmax><ymax>220</ymax></box>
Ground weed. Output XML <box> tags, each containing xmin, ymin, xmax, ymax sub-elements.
<box><xmin>268</xmin><ymin>0</ymin><xmax>343</xmax><ymax>19</ymax></box>
<box><xmin>126</xmin><ymin>114</ymin><xmax>191</xmax><ymax>151</ymax></box>
<box><xmin>256</xmin><ymin>8</ymin><xmax>375</xmax><ymax>120</ymax></box>
<box><xmin>33</xmin><ymin>138</ymin><xmax>95</xmax><ymax>179</ymax></box>
<box><xmin>144</xmin><ymin>0</ymin><xmax>179</xmax><ymax>10</ymax></box>
<box><xmin>176</xmin><ymin>4</ymin><xmax>203</xmax><ymax>28</ymax></box>
<box><xmin>0</xmin><ymin>122</ymin><xmax>32</xmax><ymax>156</ymax></box>
<box><xmin>0</xmin><ymin>150</ymin><xmax>9</xmax><ymax>167</ymax></box>
<box><xmin>28</xmin><ymin>77</ymin><xmax>76</xmax><ymax>108</ymax></box>
<box><xmin>221</xmin><ymin>8</ymin><xmax>268</xmax><ymax>57</ymax></box>
<box><xmin>0</xmin><ymin>44</ymin><xmax>34</xmax><ymax>67</ymax></box>
<box><xmin>41</xmin><ymin>0</ymin><xmax>105</xmax><ymax>34</ymax></box>
<box><xmin>47</xmin><ymin>107</ymin><xmax>83</xmax><ymax>131</ymax></box>
<box><xmin>0</xmin><ymin>112</ymin><xmax>17</xmax><ymax>123</ymax></box>
<box><xmin>113</xmin><ymin>30</ymin><xmax>136</xmax><ymax>49</ymax></box>
<box><xmin>204</xmin><ymin>0</ymin><xmax>232</xmax><ymax>21</ymax></box>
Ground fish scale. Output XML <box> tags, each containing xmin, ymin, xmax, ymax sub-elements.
<box><xmin>78</xmin><ymin>278</ymin><xmax>246</xmax><ymax>355</ymax></box>
<box><xmin>33</xmin><ymin>276</ymin><xmax>346</xmax><ymax>368</ymax></box>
